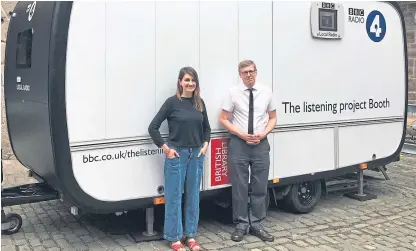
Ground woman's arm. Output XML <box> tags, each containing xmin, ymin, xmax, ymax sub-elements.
<box><xmin>148</xmin><ymin>98</ymin><xmax>171</xmax><ymax>152</ymax></box>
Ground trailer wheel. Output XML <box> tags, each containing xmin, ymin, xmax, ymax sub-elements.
<box><xmin>283</xmin><ymin>180</ymin><xmax>322</xmax><ymax>214</ymax></box>
<box><xmin>2</xmin><ymin>213</ymin><xmax>23</xmax><ymax>235</ymax></box>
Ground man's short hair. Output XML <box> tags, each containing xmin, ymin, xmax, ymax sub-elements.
<box><xmin>238</xmin><ymin>60</ymin><xmax>257</xmax><ymax>72</ymax></box>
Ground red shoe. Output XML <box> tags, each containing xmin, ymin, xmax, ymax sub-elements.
<box><xmin>186</xmin><ymin>238</ymin><xmax>201</xmax><ymax>251</ymax></box>
<box><xmin>170</xmin><ymin>241</ymin><xmax>186</xmax><ymax>251</ymax></box>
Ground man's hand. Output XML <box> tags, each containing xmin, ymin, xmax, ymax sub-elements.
<box><xmin>254</xmin><ymin>132</ymin><xmax>267</xmax><ymax>141</ymax></box>
<box><xmin>246</xmin><ymin>132</ymin><xmax>268</xmax><ymax>145</ymax></box>
<box><xmin>244</xmin><ymin>134</ymin><xmax>260</xmax><ymax>145</ymax></box>
<box><xmin>238</xmin><ymin>132</ymin><xmax>251</xmax><ymax>142</ymax></box>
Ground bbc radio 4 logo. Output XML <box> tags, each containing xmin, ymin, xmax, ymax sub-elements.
<box><xmin>349</xmin><ymin>7</ymin><xmax>386</xmax><ymax>43</ymax></box>
<box><xmin>366</xmin><ymin>10</ymin><xmax>386</xmax><ymax>42</ymax></box>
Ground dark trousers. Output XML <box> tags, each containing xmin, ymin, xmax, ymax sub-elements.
<box><xmin>228</xmin><ymin>135</ymin><xmax>270</xmax><ymax>231</ymax></box>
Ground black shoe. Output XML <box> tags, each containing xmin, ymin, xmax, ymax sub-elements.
<box><xmin>231</xmin><ymin>228</ymin><xmax>246</xmax><ymax>242</ymax></box>
<box><xmin>249</xmin><ymin>227</ymin><xmax>274</xmax><ymax>242</ymax></box>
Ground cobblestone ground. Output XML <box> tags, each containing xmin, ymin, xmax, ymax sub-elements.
<box><xmin>1</xmin><ymin>155</ymin><xmax>416</xmax><ymax>251</ymax></box>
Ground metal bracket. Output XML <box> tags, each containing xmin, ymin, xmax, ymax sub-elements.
<box><xmin>344</xmin><ymin>170</ymin><xmax>377</xmax><ymax>201</ymax></box>
<box><xmin>129</xmin><ymin>207</ymin><xmax>163</xmax><ymax>242</ymax></box>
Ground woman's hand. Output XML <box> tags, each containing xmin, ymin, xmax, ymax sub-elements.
<box><xmin>162</xmin><ymin>144</ymin><xmax>179</xmax><ymax>159</ymax></box>
<box><xmin>166</xmin><ymin>149</ymin><xmax>180</xmax><ymax>159</ymax></box>
<box><xmin>198</xmin><ymin>143</ymin><xmax>208</xmax><ymax>158</ymax></box>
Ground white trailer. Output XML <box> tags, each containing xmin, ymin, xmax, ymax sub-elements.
<box><xmin>2</xmin><ymin>0</ymin><xmax>407</xmax><ymax>238</ymax></box>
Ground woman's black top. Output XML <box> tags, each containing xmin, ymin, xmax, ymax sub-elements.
<box><xmin>148</xmin><ymin>95</ymin><xmax>211</xmax><ymax>148</ymax></box>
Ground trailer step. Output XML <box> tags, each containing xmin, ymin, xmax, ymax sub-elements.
<box><xmin>1</xmin><ymin>182</ymin><xmax>59</xmax><ymax>207</ymax></box>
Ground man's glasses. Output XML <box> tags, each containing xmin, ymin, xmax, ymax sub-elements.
<box><xmin>240</xmin><ymin>70</ymin><xmax>257</xmax><ymax>76</ymax></box>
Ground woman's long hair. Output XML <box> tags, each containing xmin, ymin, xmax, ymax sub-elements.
<box><xmin>175</xmin><ymin>66</ymin><xmax>204</xmax><ymax>112</ymax></box>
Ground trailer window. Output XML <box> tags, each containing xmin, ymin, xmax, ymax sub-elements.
<box><xmin>16</xmin><ymin>29</ymin><xmax>33</xmax><ymax>68</ymax></box>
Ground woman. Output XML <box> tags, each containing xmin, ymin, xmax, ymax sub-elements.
<box><xmin>148</xmin><ymin>66</ymin><xmax>211</xmax><ymax>251</ymax></box>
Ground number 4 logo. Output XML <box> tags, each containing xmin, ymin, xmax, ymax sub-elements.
<box><xmin>370</xmin><ymin>15</ymin><xmax>382</xmax><ymax>37</ymax></box>
<box><xmin>366</xmin><ymin>10</ymin><xmax>386</xmax><ymax>42</ymax></box>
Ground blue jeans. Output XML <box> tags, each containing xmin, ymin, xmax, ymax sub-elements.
<box><xmin>163</xmin><ymin>144</ymin><xmax>205</xmax><ymax>241</ymax></box>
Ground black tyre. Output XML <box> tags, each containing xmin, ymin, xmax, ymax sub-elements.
<box><xmin>282</xmin><ymin>180</ymin><xmax>322</xmax><ymax>214</ymax></box>
<box><xmin>2</xmin><ymin>213</ymin><xmax>23</xmax><ymax>235</ymax></box>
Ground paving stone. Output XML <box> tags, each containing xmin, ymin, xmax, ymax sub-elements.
<box><xmin>293</xmin><ymin>240</ymin><xmax>309</xmax><ymax>247</ymax></box>
<box><xmin>355</xmin><ymin>223</ymin><xmax>369</xmax><ymax>228</ymax></box>
<box><xmin>289</xmin><ymin>234</ymin><xmax>307</xmax><ymax>241</ymax></box>
<box><xmin>288</xmin><ymin>228</ymin><xmax>309</xmax><ymax>234</ymax></box>
<box><xmin>204</xmin><ymin>232</ymin><xmax>224</xmax><ymax>242</ymax></box>
<box><xmin>220</xmin><ymin>247</ymin><xmax>246</xmax><ymax>251</ymax></box>
<box><xmin>1</xmin><ymin>154</ymin><xmax>416</xmax><ymax>251</ymax></box>
<box><xmin>304</xmin><ymin>238</ymin><xmax>320</xmax><ymax>245</ymax></box>
<box><xmin>320</xmin><ymin>236</ymin><xmax>339</xmax><ymax>244</ymax></box>
<box><xmin>72</xmin><ymin>241</ymin><xmax>89</xmax><ymax>251</ymax></box>
<box><xmin>281</xmin><ymin>243</ymin><xmax>303</xmax><ymax>251</ymax></box>
<box><xmin>310</xmin><ymin>236</ymin><xmax>329</xmax><ymax>244</ymax></box>
<box><xmin>275</xmin><ymin>246</ymin><xmax>289</xmax><ymax>251</ymax></box>
<box><xmin>54</xmin><ymin>239</ymin><xmax>72</xmax><ymax>249</ymax></box>
<box><xmin>13</xmin><ymin>239</ymin><xmax>29</xmax><ymax>247</ymax></box>
<box><xmin>2</xmin><ymin>246</ymin><xmax>17</xmax><ymax>251</ymax></box>
<box><xmin>124</xmin><ymin>246</ymin><xmax>141</xmax><ymax>251</ymax></box>
<box><xmin>27</xmin><ymin>238</ymin><xmax>42</xmax><ymax>247</ymax></box>
<box><xmin>242</xmin><ymin>241</ymin><xmax>266</xmax><ymax>249</ymax></box>
<box><xmin>136</xmin><ymin>242</ymin><xmax>154</xmax><ymax>251</ymax></box>
<box><xmin>312</xmin><ymin>225</ymin><xmax>330</xmax><ymax>231</ymax></box>
<box><xmin>319</xmin><ymin>245</ymin><xmax>338</xmax><ymax>251</ymax></box>
<box><xmin>271</xmin><ymin>231</ymin><xmax>291</xmax><ymax>238</ymax></box>
<box><xmin>399</xmin><ymin>242</ymin><xmax>416</xmax><ymax>250</ymax></box>
<box><xmin>297</xmin><ymin>218</ymin><xmax>316</xmax><ymax>226</ymax></box>
<box><xmin>2</xmin><ymin>238</ymin><xmax>14</xmax><ymax>246</ymax></box>
<box><xmin>271</xmin><ymin>238</ymin><xmax>291</xmax><ymax>245</ymax></box>
<box><xmin>16</xmin><ymin>245</ymin><xmax>32</xmax><ymax>251</ymax></box>
<box><xmin>32</xmin><ymin>247</ymin><xmax>46</xmax><ymax>251</ymax></box>
<box><xmin>375</xmin><ymin>240</ymin><xmax>396</xmax><ymax>248</ymax></box>
<box><xmin>41</xmin><ymin>240</ymin><xmax>57</xmax><ymax>249</ymax></box>
<box><xmin>201</xmin><ymin>242</ymin><xmax>226</xmax><ymax>250</ymax></box>
<box><xmin>46</xmin><ymin>248</ymin><xmax>61</xmax><ymax>251</ymax></box>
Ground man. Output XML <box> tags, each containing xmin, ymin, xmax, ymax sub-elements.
<box><xmin>219</xmin><ymin>60</ymin><xmax>277</xmax><ymax>242</ymax></box>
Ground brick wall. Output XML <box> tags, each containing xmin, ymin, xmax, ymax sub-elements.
<box><xmin>1</xmin><ymin>2</ymin><xmax>416</xmax><ymax>160</ymax></box>
<box><xmin>399</xmin><ymin>2</ymin><xmax>416</xmax><ymax>104</ymax></box>
<box><xmin>1</xmin><ymin>1</ymin><xmax>17</xmax><ymax>160</ymax></box>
